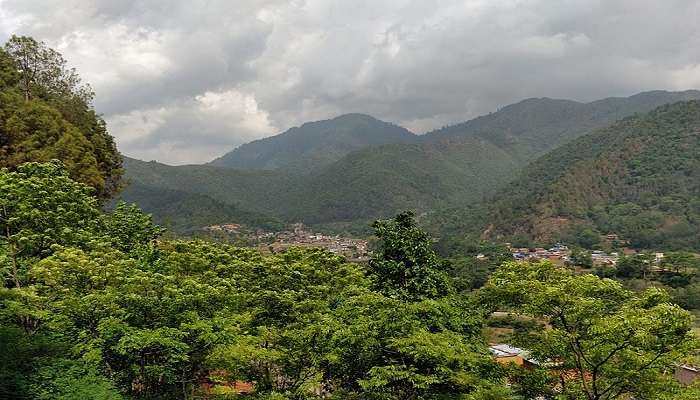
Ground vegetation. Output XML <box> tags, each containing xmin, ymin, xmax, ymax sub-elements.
<box><xmin>210</xmin><ymin>113</ymin><xmax>417</xmax><ymax>173</ymax></box>
<box><xmin>468</xmin><ymin>100</ymin><xmax>700</xmax><ymax>252</ymax></box>
<box><xmin>2</xmin><ymin>164</ymin><xmax>503</xmax><ymax>399</ymax></box>
<box><xmin>3</xmin><ymin>160</ymin><xmax>700</xmax><ymax>398</ymax></box>
<box><xmin>124</xmin><ymin>91</ymin><xmax>700</xmax><ymax>230</ymax></box>
<box><xmin>114</xmin><ymin>181</ymin><xmax>283</xmax><ymax>235</ymax></box>
<box><xmin>0</xmin><ymin>36</ymin><xmax>122</xmax><ymax>199</ymax></box>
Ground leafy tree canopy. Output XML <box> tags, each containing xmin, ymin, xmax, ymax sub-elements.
<box><xmin>368</xmin><ymin>211</ymin><xmax>453</xmax><ymax>301</ymax></box>
<box><xmin>485</xmin><ymin>261</ymin><xmax>697</xmax><ymax>400</ymax></box>
<box><xmin>1</xmin><ymin>35</ymin><xmax>122</xmax><ymax>199</ymax></box>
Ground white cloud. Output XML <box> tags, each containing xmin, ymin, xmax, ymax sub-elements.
<box><xmin>1</xmin><ymin>0</ymin><xmax>700</xmax><ymax>164</ymax></box>
<box><xmin>106</xmin><ymin>107</ymin><xmax>171</xmax><ymax>144</ymax></box>
<box><xmin>196</xmin><ymin>89</ymin><xmax>275</xmax><ymax>137</ymax></box>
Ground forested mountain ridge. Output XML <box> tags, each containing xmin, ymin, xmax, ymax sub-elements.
<box><xmin>424</xmin><ymin>90</ymin><xmax>700</xmax><ymax>144</ymax></box>
<box><xmin>123</xmin><ymin>90</ymin><xmax>700</xmax><ymax>233</ymax></box>
<box><xmin>469</xmin><ymin>100</ymin><xmax>700</xmax><ymax>251</ymax></box>
<box><xmin>210</xmin><ymin>113</ymin><xmax>417</xmax><ymax>173</ymax></box>
<box><xmin>118</xmin><ymin>181</ymin><xmax>283</xmax><ymax>234</ymax></box>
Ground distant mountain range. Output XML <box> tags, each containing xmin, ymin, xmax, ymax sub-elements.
<box><xmin>118</xmin><ymin>90</ymin><xmax>700</xmax><ymax>249</ymax></box>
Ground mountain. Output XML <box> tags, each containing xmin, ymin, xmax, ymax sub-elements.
<box><xmin>293</xmin><ymin>90</ymin><xmax>700</xmax><ymax>223</ymax></box>
<box><xmin>209</xmin><ymin>113</ymin><xmax>417</xmax><ymax>173</ymax></box>
<box><xmin>457</xmin><ymin>100</ymin><xmax>700</xmax><ymax>252</ymax></box>
<box><xmin>122</xmin><ymin>91</ymin><xmax>700</xmax><ymax>234</ymax></box>
<box><xmin>117</xmin><ymin>157</ymin><xmax>298</xmax><ymax>233</ymax></box>
<box><xmin>115</xmin><ymin>181</ymin><xmax>283</xmax><ymax>234</ymax></box>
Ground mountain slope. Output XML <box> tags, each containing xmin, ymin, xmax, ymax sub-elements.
<box><xmin>477</xmin><ymin>101</ymin><xmax>700</xmax><ymax>251</ymax></box>
<box><xmin>210</xmin><ymin>113</ymin><xmax>416</xmax><ymax>173</ymax></box>
<box><xmin>305</xmin><ymin>91</ymin><xmax>700</xmax><ymax>224</ymax></box>
<box><xmin>123</xmin><ymin>91</ymin><xmax>700</xmax><ymax>233</ymax></box>
<box><xmin>425</xmin><ymin>90</ymin><xmax>700</xmax><ymax>148</ymax></box>
<box><xmin>122</xmin><ymin>157</ymin><xmax>302</xmax><ymax>214</ymax></box>
<box><xmin>115</xmin><ymin>182</ymin><xmax>283</xmax><ymax>234</ymax></box>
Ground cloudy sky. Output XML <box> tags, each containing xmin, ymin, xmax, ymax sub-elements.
<box><xmin>1</xmin><ymin>0</ymin><xmax>699</xmax><ymax>164</ymax></box>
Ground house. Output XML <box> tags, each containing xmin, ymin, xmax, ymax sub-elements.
<box><xmin>201</xmin><ymin>370</ymin><xmax>255</xmax><ymax>397</ymax></box>
<box><xmin>489</xmin><ymin>344</ymin><xmax>539</xmax><ymax>367</ymax></box>
<box><xmin>675</xmin><ymin>364</ymin><xmax>700</xmax><ymax>386</ymax></box>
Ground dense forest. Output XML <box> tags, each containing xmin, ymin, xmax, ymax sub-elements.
<box><xmin>2</xmin><ymin>36</ymin><xmax>700</xmax><ymax>399</ymax></box>
<box><xmin>3</xmin><ymin>162</ymin><xmax>700</xmax><ymax>399</ymax></box>
<box><xmin>434</xmin><ymin>101</ymin><xmax>700</xmax><ymax>253</ymax></box>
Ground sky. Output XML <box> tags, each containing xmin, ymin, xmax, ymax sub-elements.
<box><xmin>1</xmin><ymin>0</ymin><xmax>700</xmax><ymax>165</ymax></box>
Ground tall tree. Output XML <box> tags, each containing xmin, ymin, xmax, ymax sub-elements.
<box><xmin>368</xmin><ymin>211</ymin><xmax>452</xmax><ymax>301</ymax></box>
<box><xmin>3</xmin><ymin>35</ymin><xmax>93</xmax><ymax>102</ymax></box>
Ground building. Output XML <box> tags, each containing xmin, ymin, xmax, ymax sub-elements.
<box><xmin>489</xmin><ymin>344</ymin><xmax>538</xmax><ymax>367</ymax></box>
<box><xmin>675</xmin><ymin>364</ymin><xmax>700</xmax><ymax>386</ymax></box>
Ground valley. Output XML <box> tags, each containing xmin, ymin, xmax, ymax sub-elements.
<box><xmin>120</xmin><ymin>90</ymin><xmax>700</xmax><ymax>254</ymax></box>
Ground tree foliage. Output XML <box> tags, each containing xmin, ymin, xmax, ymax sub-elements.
<box><xmin>1</xmin><ymin>160</ymin><xmax>697</xmax><ymax>399</ymax></box>
<box><xmin>368</xmin><ymin>211</ymin><xmax>452</xmax><ymax>301</ymax></box>
<box><xmin>1</xmin><ymin>36</ymin><xmax>122</xmax><ymax>199</ymax></box>
<box><xmin>485</xmin><ymin>261</ymin><xmax>697</xmax><ymax>400</ymax></box>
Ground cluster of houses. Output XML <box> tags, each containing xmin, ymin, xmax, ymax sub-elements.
<box><xmin>203</xmin><ymin>222</ymin><xmax>370</xmax><ymax>261</ymax></box>
<box><xmin>509</xmin><ymin>243</ymin><xmax>623</xmax><ymax>266</ymax></box>
<box><xmin>510</xmin><ymin>243</ymin><xmax>572</xmax><ymax>263</ymax></box>
<box><xmin>264</xmin><ymin>223</ymin><xmax>369</xmax><ymax>261</ymax></box>
<box><xmin>590</xmin><ymin>250</ymin><xmax>620</xmax><ymax>265</ymax></box>
<box><xmin>203</xmin><ymin>223</ymin><xmax>275</xmax><ymax>242</ymax></box>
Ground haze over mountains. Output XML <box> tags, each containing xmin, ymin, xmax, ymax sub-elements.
<box><xmin>120</xmin><ymin>90</ymin><xmax>700</xmax><ymax>245</ymax></box>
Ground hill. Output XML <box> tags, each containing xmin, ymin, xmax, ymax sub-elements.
<box><xmin>460</xmin><ymin>101</ymin><xmax>700</xmax><ymax>252</ymax></box>
<box><xmin>114</xmin><ymin>181</ymin><xmax>283</xmax><ymax>234</ymax></box>
<box><xmin>209</xmin><ymin>113</ymin><xmax>417</xmax><ymax>173</ymax></box>
<box><xmin>282</xmin><ymin>90</ymin><xmax>700</xmax><ymax>224</ymax></box>
<box><xmin>122</xmin><ymin>91</ymin><xmax>700</xmax><ymax>233</ymax></box>
<box><xmin>0</xmin><ymin>38</ymin><xmax>123</xmax><ymax>199</ymax></box>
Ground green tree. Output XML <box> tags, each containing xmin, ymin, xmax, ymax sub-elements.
<box><xmin>0</xmin><ymin>161</ymin><xmax>99</xmax><ymax>290</ymax></box>
<box><xmin>662</xmin><ymin>252</ymin><xmax>700</xmax><ymax>274</ymax></box>
<box><xmin>208</xmin><ymin>246</ymin><xmax>368</xmax><ymax>398</ymax></box>
<box><xmin>101</xmin><ymin>202</ymin><xmax>164</xmax><ymax>253</ymax></box>
<box><xmin>485</xmin><ymin>261</ymin><xmax>697</xmax><ymax>400</ymax></box>
<box><xmin>368</xmin><ymin>211</ymin><xmax>452</xmax><ymax>301</ymax></box>
<box><xmin>449</xmin><ymin>243</ymin><xmax>515</xmax><ymax>291</ymax></box>
<box><xmin>0</xmin><ymin>48</ymin><xmax>19</xmax><ymax>88</ymax></box>
<box><xmin>325</xmin><ymin>293</ymin><xmax>503</xmax><ymax>399</ymax></box>
<box><xmin>616</xmin><ymin>253</ymin><xmax>655</xmax><ymax>279</ymax></box>
<box><xmin>569</xmin><ymin>248</ymin><xmax>593</xmax><ymax>268</ymax></box>
<box><xmin>322</xmin><ymin>213</ymin><xmax>504</xmax><ymax>399</ymax></box>
<box><xmin>4</xmin><ymin>35</ymin><xmax>93</xmax><ymax>102</ymax></box>
<box><xmin>28</xmin><ymin>358</ymin><xmax>124</xmax><ymax>400</ymax></box>
<box><xmin>1</xmin><ymin>35</ymin><xmax>122</xmax><ymax>199</ymax></box>
<box><xmin>31</xmin><ymin>244</ymin><xmax>234</xmax><ymax>399</ymax></box>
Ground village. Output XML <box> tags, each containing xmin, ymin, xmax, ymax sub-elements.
<box><xmin>204</xmin><ymin>224</ymin><xmax>671</xmax><ymax>268</ymax></box>
<box><xmin>203</xmin><ymin>222</ymin><xmax>370</xmax><ymax>261</ymax></box>
<box><xmin>508</xmin><ymin>243</ymin><xmax>622</xmax><ymax>266</ymax></box>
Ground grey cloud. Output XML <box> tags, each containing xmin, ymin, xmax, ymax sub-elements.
<box><xmin>1</xmin><ymin>0</ymin><xmax>700</xmax><ymax>164</ymax></box>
